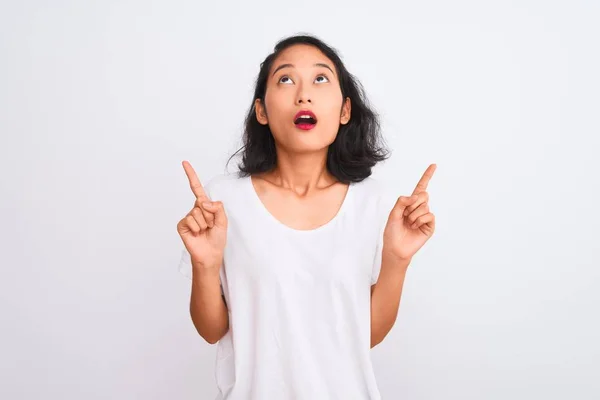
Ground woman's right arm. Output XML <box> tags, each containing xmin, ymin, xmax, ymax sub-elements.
<box><xmin>178</xmin><ymin>161</ymin><xmax>230</xmax><ymax>344</ymax></box>
<box><xmin>190</xmin><ymin>264</ymin><xmax>229</xmax><ymax>344</ymax></box>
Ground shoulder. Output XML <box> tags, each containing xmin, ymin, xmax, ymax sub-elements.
<box><xmin>350</xmin><ymin>176</ymin><xmax>397</xmax><ymax>211</ymax></box>
<box><xmin>348</xmin><ymin>177</ymin><xmax>397</xmax><ymax>238</ymax></box>
<box><xmin>204</xmin><ymin>171</ymin><xmax>247</xmax><ymax>200</ymax></box>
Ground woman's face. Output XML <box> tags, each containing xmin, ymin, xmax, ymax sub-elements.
<box><xmin>255</xmin><ymin>44</ymin><xmax>351</xmax><ymax>154</ymax></box>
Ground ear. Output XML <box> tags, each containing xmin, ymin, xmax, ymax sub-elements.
<box><xmin>340</xmin><ymin>97</ymin><xmax>351</xmax><ymax>125</ymax></box>
<box><xmin>255</xmin><ymin>98</ymin><xmax>268</xmax><ymax>125</ymax></box>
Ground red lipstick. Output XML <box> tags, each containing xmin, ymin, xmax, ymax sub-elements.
<box><xmin>294</xmin><ymin>110</ymin><xmax>318</xmax><ymax>130</ymax></box>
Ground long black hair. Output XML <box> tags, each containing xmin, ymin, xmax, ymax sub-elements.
<box><xmin>227</xmin><ymin>34</ymin><xmax>390</xmax><ymax>183</ymax></box>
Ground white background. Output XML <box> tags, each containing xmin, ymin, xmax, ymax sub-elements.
<box><xmin>1</xmin><ymin>1</ymin><xmax>599</xmax><ymax>399</ymax></box>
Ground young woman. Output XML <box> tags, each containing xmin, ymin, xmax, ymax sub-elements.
<box><xmin>177</xmin><ymin>34</ymin><xmax>437</xmax><ymax>400</ymax></box>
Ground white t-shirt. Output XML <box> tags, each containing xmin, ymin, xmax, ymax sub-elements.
<box><xmin>179</xmin><ymin>172</ymin><xmax>397</xmax><ymax>400</ymax></box>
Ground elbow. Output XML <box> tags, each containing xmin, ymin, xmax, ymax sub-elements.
<box><xmin>370</xmin><ymin>333</ymin><xmax>384</xmax><ymax>349</ymax></box>
<box><xmin>196</xmin><ymin>325</ymin><xmax>228</xmax><ymax>345</ymax></box>
<box><xmin>190</xmin><ymin>315</ymin><xmax>228</xmax><ymax>345</ymax></box>
<box><xmin>203</xmin><ymin>335</ymin><xmax>220</xmax><ymax>345</ymax></box>
<box><xmin>189</xmin><ymin>303</ymin><xmax>229</xmax><ymax>345</ymax></box>
<box><xmin>370</xmin><ymin>318</ymin><xmax>396</xmax><ymax>348</ymax></box>
<box><xmin>198</xmin><ymin>328</ymin><xmax>227</xmax><ymax>345</ymax></box>
<box><xmin>371</xmin><ymin>327</ymin><xmax>392</xmax><ymax>348</ymax></box>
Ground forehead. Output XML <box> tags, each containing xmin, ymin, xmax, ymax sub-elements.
<box><xmin>270</xmin><ymin>44</ymin><xmax>335</xmax><ymax>72</ymax></box>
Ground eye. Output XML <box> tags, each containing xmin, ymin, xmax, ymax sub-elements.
<box><xmin>278</xmin><ymin>75</ymin><xmax>294</xmax><ymax>84</ymax></box>
<box><xmin>315</xmin><ymin>75</ymin><xmax>329</xmax><ymax>83</ymax></box>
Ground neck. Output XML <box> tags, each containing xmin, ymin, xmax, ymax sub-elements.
<box><xmin>264</xmin><ymin>147</ymin><xmax>336</xmax><ymax>193</ymax></box>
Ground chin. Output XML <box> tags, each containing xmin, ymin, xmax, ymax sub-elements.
<box><xmin>287</xmin><ymin>133</ymin><xmax>336</xmax><ymax>153</ymax></box>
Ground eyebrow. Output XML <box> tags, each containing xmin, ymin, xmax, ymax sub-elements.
<box><xmin>271</xmin><ymin>63</ymin><xmax>335</xmax><ymax>77</ymax></box>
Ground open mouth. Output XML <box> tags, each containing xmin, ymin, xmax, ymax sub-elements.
<box><xmin>294</xmin><ymin>111</ymin><xmax>317</xmax><ymax>130</ymax></box>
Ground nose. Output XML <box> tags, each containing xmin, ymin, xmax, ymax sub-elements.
<box><xmin>296</xmin><ymin>96</ymin><xmax>312</xmax><ymax>104</ymax></box>
<box><xmin>296</xmin><ymin>85</ymin><xmax>312</xmax><ymax>104</ymax></box>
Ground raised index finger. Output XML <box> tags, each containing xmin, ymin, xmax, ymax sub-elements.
<box><xmin>412</xmin><ymin>163</ymin><xmax>437</xmax><ymax>195</ymax></box>
<box><xmin>182</xmin><ymin>160</ymin><xmax>206</xmax><ymax>199</ymax></box>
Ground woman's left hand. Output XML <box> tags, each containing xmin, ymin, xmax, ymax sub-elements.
<box><xmin>382</xmin><ymin>164</ymin><xmax>437</xmax><ymax>262</ymax></box>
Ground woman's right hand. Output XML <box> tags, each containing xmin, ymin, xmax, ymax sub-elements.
<box><xmin>177</xmin><ymin>161</ymin><xmax>228</xmax><ymax>272</ymax></box>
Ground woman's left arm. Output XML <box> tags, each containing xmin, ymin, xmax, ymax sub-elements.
<box><xmin>370</xmin><ymin>164</ymin><xmax>437</xmax><ymax>348</ymax></box>
<box><xmin>370</xmin><ymin>253</ymin><xmax>411</xmax><ymax>348</ymax></box>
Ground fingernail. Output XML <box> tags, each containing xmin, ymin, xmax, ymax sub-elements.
<box><xmin>202</xmin><ymin>202</ymin><xmax>212</xmax><ymax>208</ymax></box>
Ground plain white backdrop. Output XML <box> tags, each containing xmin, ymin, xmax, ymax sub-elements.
<box><xmin>1</xmin><ymin>1</ymin><xmax>599</xmax><ymax>399</ymax></box>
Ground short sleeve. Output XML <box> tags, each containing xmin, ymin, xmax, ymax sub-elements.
<box><xmin>178</xmin><ymin>247</ymin><xmax>193</xmax><ymax>280</ymax></box>
<box><xmin>371</xmin><ymin>190</ymin><xmax>396</xmax><ymax>285</ymax></box>
<box><xmin>371</xmin><ymin>219</ymin><xmax>386</xmax><ymax>285</ymax></box>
